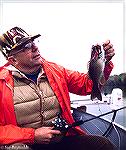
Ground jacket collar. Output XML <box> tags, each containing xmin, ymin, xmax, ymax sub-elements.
<box><xmin>0</xmin><ymin>62</ymin><xmax>45</xmax><ymax>81</ymax></box>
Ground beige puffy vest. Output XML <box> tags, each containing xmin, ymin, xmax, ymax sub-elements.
<box><xmin>12</xmin><ymin>69</ymin><xmax>61</xmax><ymax>129</ymax></box>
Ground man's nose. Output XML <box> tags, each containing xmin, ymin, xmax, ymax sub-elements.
<box><xmin>32</xmin><ymin>45</ymin><xmax>38</xmax><ymax>52</ymax></box>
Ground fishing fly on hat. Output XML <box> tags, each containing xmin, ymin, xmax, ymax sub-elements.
<box><xmin>0</xmin><ymin>27</ymin><xmax>41</xmax><ymax>58</ymax></box>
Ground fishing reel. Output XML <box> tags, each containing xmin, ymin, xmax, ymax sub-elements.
<box><xmin>52</xmin><ymin>113</ymin><xmax>69</xmax><ymax>135</ymax></box>
<box><xmin>51</xmin><ymin>113</ymin><xmax>70</xmax><ymax>143</ymax></box>
<box><xmin>52</xmin><ymin>113</ymin><xmax>83</xmax><ymax>134</ymax></box>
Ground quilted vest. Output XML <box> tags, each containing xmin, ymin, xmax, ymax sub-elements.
<box><xmin>13</xmin><ymin>69</ymin><xmax>61</xmax><ymax>129</ymax></box>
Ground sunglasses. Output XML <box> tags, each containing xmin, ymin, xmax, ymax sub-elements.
<box><xmin>23</xmin><ymin>42</ymin><xmax>36</xmax><ymax>50</ymax></box>
<box><xmin>11</xmin><ymin>41</ymin><xmax>37</xmax><ymax>55</ymax></box>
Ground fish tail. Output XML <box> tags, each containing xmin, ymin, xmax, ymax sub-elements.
<box><xmin>91</xmin><ymin>87</ymin><xmax>102</xmax><ymax>101</ymax></box>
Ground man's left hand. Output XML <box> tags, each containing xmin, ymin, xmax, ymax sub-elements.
<box><xmin>103</xmin><ymin>40</ymin><xmax>115</xmax><ymax>64</ymax></box>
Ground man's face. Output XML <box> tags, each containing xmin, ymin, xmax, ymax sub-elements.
<box><xmin>10</xmin><ymin>41</ymin><xmax>42</xmax><ymax>68</ymax></box>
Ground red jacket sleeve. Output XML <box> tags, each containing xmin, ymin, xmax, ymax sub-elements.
<box><xmin>63</xmin><ymin>68</ymin><xmax>93</xmax><ymax>95</ymax></box>
<box><xmin>104</xmin><ymin>61</ymin><xmax>114</xmax><ymax>80</ymax></box>
<box><xmin>0</xmin><ymin>125</ymin><xmax>35</xmax><ymax>145</ymax></box>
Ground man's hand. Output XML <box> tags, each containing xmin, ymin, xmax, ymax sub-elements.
<box><xmin>103</xmin><ymin>40</ymin><xmax>115</xmax><ymax>64</ymax></box>
<box><xmin>34</xmin><ymin>127</ymin><xmax>61</xmax><ymax>144</ymax></box>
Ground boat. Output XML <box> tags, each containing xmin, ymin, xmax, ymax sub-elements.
<box><xmin>72</xmin><ymin>105</ymin><xmax>126</xmax><ymax>150</ymax></box>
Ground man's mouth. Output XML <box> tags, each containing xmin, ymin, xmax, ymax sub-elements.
<box><xmin>33</xmin><ymin>54</ymin><xmax>41</xmax><ymax>59</ymax></box>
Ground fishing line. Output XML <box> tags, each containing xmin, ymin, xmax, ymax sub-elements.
<box><xmin>96</xmin><ymin>101</ymin><xmax>108</xmax><ymax>131</ymax></box>
<box><xmin>111</xmin><ymin>122</ymin><xmax>121</xmax><ymax>150</ymax></box>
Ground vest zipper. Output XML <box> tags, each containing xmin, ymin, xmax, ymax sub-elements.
<box><xmin>33</xmin><ymin>84</ymin><xmax>45</xmax><ymax>126</ymax></box>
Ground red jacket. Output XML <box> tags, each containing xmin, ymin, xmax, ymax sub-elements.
<box><xmin>0</xmin><ymin>58</ymin><xmax>114</xmax><ymax>145</ymax></box>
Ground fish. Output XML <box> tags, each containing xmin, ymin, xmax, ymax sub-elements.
<box><xmin>88</xmin><ymin>44</ymin><xmax>105</xmax><ymax>101</ymax></box>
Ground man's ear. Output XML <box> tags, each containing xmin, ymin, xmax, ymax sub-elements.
<box><xmin>7</xmin><ymin>56</ymin><xmax>17</xmax><ymax>65</ymax></box>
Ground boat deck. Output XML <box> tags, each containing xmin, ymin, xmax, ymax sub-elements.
<box><xmin>71</xmin><ymin>95</ymin><xmax>126</xmax><ymax>150</ymax></box>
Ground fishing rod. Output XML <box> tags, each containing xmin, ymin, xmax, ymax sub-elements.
<box><xmin>71</xmin><ymin>106</ymin><xmax>126</xmax><ymax>137</ymax></box>
<box><xmin>52</xmin><ymin>106</ymin><xmax>126</xmax><ymax>135</ymax></box>
<box><xmin>72</xmin><ymin>106</ymin><xmax>126</xmax><ymax>126</ymax></box>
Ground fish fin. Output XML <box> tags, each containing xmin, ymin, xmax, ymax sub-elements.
<box><xmin>91</xmin><ymin>87</ymin><xmax>102</xmax><ymax>101</ymax></box>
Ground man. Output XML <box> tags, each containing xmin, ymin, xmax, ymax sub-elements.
<box><xmin>0</xmin><ymin>27</ymin><xmax>115</xmax><ymax>150</ymax></box>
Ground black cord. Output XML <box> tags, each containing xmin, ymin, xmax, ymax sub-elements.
<box><xmin>102</xmin><ymin>110</ymin><xmax>117</xmax><ymax>136</ymax></box>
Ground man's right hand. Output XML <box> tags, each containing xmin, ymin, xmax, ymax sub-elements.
<box><xmin>34</xmin><ymin>127</ymin><xmax>61</xmax><ymax>144</ymax></box>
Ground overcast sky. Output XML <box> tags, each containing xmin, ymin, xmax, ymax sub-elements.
<box><xmin>0</xmin><ymin>1</ymin><xmax>125</xmax><ymax>75</ymax></box>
